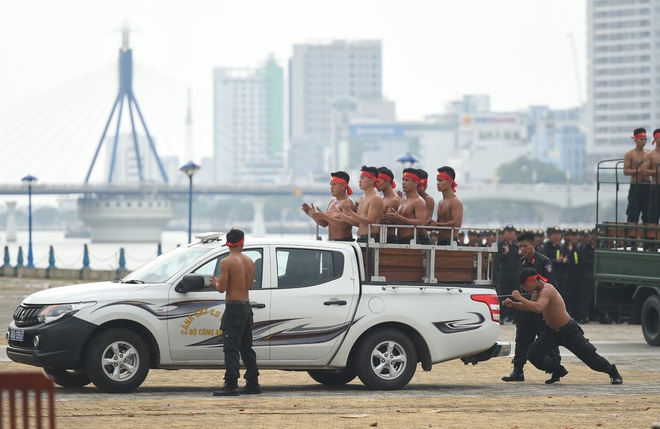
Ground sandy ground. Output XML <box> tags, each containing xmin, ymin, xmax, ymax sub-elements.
<box><xmin>2</xmin><ymin>278</ymin><xmax>660</xmax><ymax>428</ymax></box>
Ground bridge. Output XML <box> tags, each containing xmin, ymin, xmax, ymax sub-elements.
<box><xmin>0</xmin><ymin>182</ymin><xmax>619</xmax><ymax>227</ymax></box>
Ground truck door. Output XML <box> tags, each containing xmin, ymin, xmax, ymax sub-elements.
<box><xmin>168</xmin><ymin>247</ymin><xmax>271</xmax><ymax>362</ymax></box>
<box><xmin>268</xmin><ymin>246</ymin><xmax>358</xmax><ymax>363</ymax></box>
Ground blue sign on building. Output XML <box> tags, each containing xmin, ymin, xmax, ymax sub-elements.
<box><xmin>349</xmin><ymin>125</ymin><xmax>405</xmax><ymax>137</ymax></box>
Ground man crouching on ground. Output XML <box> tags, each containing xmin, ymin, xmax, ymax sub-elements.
<box><xmin>210</xmin><ymin>228</ymin><xmax>261</xmax><ymax>396</ymax></box>
<box><xmin>503</xmin><ymin>268</ymin><xmax>622</xmax><ymax>385</ymax></box>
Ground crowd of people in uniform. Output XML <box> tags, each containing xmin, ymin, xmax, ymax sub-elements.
<box><xmin>495</xmin><ymin>225</ymin><xmax>597</xmax><ymax>326</ymax></box>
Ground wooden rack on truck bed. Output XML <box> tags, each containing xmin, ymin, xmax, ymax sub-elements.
<box><xmin>356</xmin><ymin>224</ymin><xmax>497</xmax><ymax>285</ymax></box>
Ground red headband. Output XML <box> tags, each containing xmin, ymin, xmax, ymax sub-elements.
<box><xmin>403</xmin><ymin>172</ymin><xmax>421</xmax><ymax>183</ymax></box>
<box><xmin>226</xmin><ymin>238</ymin><xmax>244</xmax><ymax>248</ymax></box>
<box><xmin>523</xmin><ymin>274</ymin><xmax>548</xmax><ymax>285</ymax></box>
<box><xmin>633</xmin><ymin>132</ymin><xmax>647</xmax><ymax>139</ymax></box>
<box><xmin>331</xmin><ymin>177</ymin><xmax>353</xmax><ymax>195</ymax></box>
<box><xmin>419</xmin><ymin>178</ymin><xmax>428</xmax><ymax>187</ymax></box>
<box><xmin>654</xmin><ymin>131</ymin><xmax>660</xmax><ymax>144</ymax></box>
<box><xmin>437</xmin><ymin>172</ymin><xmax>458</xmax><ymax>193</ymax></box>
<box><xmin>377</xmin><ymin>172</ymin><xmax>396</xmax><ymax>189</ymax></box>
<box><xmin>360</xmin><ymin>171</ymin><xmax>379</xmax><ymax>187</ymax></box>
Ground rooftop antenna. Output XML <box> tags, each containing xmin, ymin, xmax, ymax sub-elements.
<box><xmin>567</xmin><ymin>33</ymin><xmax>584</xmax><ymax>106</ymax></box>
<box><xmin>185</xmin><ymin>87</ymin><xmax>194</xmax><ymax>163</ymax></box>
<box><xmin>85</xmin><ymin>20</ymin><xmax>169</xmax><ymax>184</ymax></box>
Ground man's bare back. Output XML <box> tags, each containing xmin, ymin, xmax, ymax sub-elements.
<box><xmin>505</xmin><ymin>281</ymin><xmax>571</xmax><ymax>330</ymax></box>
<box><xmin>212</xmin><ymin>253</ymin><xmax>255</xmax><ymax>301</ymax></box>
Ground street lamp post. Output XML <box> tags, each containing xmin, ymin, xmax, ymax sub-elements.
<box><xmin>21</xmin><ymin>175</ymin><xmax>37</xmax><ymax>268</ymax></box>
<box><xmin>180</xmin><ymin>161</ymin><xmax>201</xmax><ymax>243</ymax></box>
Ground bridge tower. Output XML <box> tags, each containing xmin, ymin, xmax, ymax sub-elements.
<box><xmin>77</xmin><ymin>23</ymin><xmax>174</xmax><ymax>242</ymax></box>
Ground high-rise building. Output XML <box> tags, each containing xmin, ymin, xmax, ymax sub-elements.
<box><xmin>289</xmin><ymin>40</ymin><xmax>384</xmax><ymax>178</ymax></box>
<box><xmin>213</xmin><ymin>55</ymin><xmax>285</xmax><ymax>184</ymax></box>
<box><xmin>587</xmin><ymin>0</ymin><xmax>654</xmax><ymax>165</ymax></box>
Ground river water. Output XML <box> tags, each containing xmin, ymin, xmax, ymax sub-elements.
<box><xmin>0</xmin><ymin>230</ymin><xmax>318</xmax><ymax>271</ymax></box>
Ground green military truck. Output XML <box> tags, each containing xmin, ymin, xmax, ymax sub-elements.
<box><xmin>593</xmin><ymin>159</ymin><xmax>660</xmax><ymax>346</ymax></box>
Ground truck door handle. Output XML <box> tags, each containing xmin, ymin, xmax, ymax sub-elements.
<box><xmin>250</xmin><ymin>302</ymin><xmax>266</xmax><ymax>309</ymax></box>
<box><xmin>324</xmin><ymin>300</ymin><xmax>347</xmax><ymax>306</ymax></box>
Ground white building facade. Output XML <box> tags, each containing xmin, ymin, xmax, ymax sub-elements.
<box><xmin>213</xmin><ymin>56</ymin><xmax>285</xmax><ymax>184</ymax></box>
<box><xmin>587</xmin><ymin>0</ymin><xmax>656</xmax><ymax>165</ymax></box>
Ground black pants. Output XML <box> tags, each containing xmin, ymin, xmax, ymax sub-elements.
<box><xmin>497</xmin><ymin>270</ymin><xmax>517</xmax><ymax>321</ymax></box>
<box><xmin>627</xmin><ymin>183</ymin><xmax>650</xmax><ymax>223</ymax></box>
<box><xmin>221</xmin><ymin>302</ymin><xmax>259</xmax><ymax>381</ymax></box>
<box><xmin>331</xmin><ymin>236</ymin><xmax>354</xmax><ymax>242</ymax></box>
<box><xmin>511</xmin><ymin>310</ymin><xmax>561</xmax><ymax>369</ymax></box>
<box><xmin>565</xmin><ymin>271</ymin><xmax>583</xmax><ymax>319</ymax></box>
<box><xmin>527</xmin><ymin>319</ymin><xmax>614</xmax><ymax>375</ymax></box>
<box><xmin>649</xmin><ymin>185</ymin><xmax>660</xmax><ymax>225</ymax></box>
<box><xmin>358</xmin><ymin>234</ymin><xmax>380</xmax><ymax>243</ymax></box>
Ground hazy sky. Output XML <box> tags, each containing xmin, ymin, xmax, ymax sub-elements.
<box><xmin>0</xmin><ymin>0</ymin><xmax>586</xmax><ymax>188</ymax></box>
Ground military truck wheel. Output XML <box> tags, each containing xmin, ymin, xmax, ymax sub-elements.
<box><xmin>43</xmin><ymin>368</ymin><xmax>91</xmax><ymax>388</ymax></box>
<box><xmin>308</xmin><ymin>368</ymin><xmax>357</xmax><ymax>385</ymax></box>
<box><xmin>354</xmin><ymin>328</ymin><xmax>417</xmax><ymax>390</ymax></box>
<box><xmin>641</xmin><ymin>295</ymin><xmax>660</xmax><ymax>346</ymax></box>
<box><xmin>85</xmin><ymin>328</ymin><xmax>150</xmax><ymax>393</ymax></box>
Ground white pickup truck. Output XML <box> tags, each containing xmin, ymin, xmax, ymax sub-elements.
<box><xmin>7</xmin><ymin>232</ymin><xmax>509</xmax><ymax>393</ymax></box>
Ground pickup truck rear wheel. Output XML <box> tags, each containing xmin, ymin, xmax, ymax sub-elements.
<box><xmin>307</xmin><ymin>368</ymin><xmax>357</xmax><ymax>385</ymax></box>
<box><xmin>354</xmin><ymin>328</ymin><xmax>417</xmax><ymax>390</ymax></box>
<box><xmin>641</xmin><ymin>295</ymin><xmax>660</xmax><ymax>346</ymax></box>
<box><xmin>43</xmin><ymin>369</ymin><xmax>91</xmax><ymax>388</ymax></box>
<box><xmin>85</xmin><ymin>328</ymin><xmax>150</xmax><ymax>393</ymax></box>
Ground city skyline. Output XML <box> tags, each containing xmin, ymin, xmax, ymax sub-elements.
<box><xmin>0</xmin><ymin>0</ymin><xmax>586</xmax><ymax>188</ymax></box>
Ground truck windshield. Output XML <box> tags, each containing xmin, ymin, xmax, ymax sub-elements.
<box><xmin>122</xmin><ymin>247</ymin><xmax>213</xmax><ymax>284</ymax></box>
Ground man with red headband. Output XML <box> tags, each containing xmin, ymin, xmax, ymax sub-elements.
<box><xmin>382</xmin><ymin>167</ymin><xmax>430</xmax><ymax>244</ymax></box>
<box><xmin>427</xmin><ymin>166</ymin><xmax>463</xmax><ymax>245</ymax></box>
<box><xmin>417</xmin><ymin>169</ymin><xmax>436</xmax><ymax>236</ymax></box>
<box><xmin>624</xmin><ymin>127</ymin><xmax>650</xmax><ymax>224</ymax></box>
<box><xmin>377</xmin><ymin>166</ymin><xmax>401</xmax><ymax>243</ymax></box>
<box><xmin>302</xmin><ymin>171</ymin><xmax>355</xmax><ymax>241</ymax></box>
<box><xmin>336</xmin><ymin>165</ymin><xmax>383</xmax><ymax>243</ymax></box>
<box><xmin>210</xmin><ymin>228</ymin><xmax>261</xmax><ymax>396</ymax></box>
<box><xmin>503</xmin><ymin>268</ymin><xmax>623</xmax><ymax>385</ymax></box>
<box><xmin>642</xmin><ymin>128</ymin><xmax>660</xmax><ymax>225</ymax></box>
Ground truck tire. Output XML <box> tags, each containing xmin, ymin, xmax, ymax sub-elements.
<box><xmin>354</xmin><ymin>328</ymin><xmax>417</xmax><ymax>390</ymax></box>
<box><xmin>307</xmin><ymin>368</ymin><xmax>357</xmax><ymax>386</ymax></box>
<box><xmin>641</xmin><ymin>295</ymin><xmax>660</xmax><ymax>346</ymax></box>
<box><xmin>85</xmin><ymin>328</ymin><xmax>150</xmax><ymax>393</ymax></box>
<box><xmin>43</xmin><ymin>368</ymin><xmax>91</xmax><ymax>388</ymax></box>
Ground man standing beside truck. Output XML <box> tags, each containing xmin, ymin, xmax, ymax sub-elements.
<box><xmin>624</xmin><ymin>127</ymin><xmax>651</xmax><ymax>224</ymax></box>
<box><xmin>210</xmin><ymin>229</ymin><xmax>261</xmax><ymax>396</ymax></box>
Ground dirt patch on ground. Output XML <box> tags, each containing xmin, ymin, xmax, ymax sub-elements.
<box><xmin>2</xmin><ymin>358</ymin><xmax>659</xmax><ymax>428</ymax></box>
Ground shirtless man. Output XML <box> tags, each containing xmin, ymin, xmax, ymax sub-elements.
<box><xmin>382</xmin><ymin>168</ymin><xmax>429</xmax><ymax>244</ymax></box>
<box><xmin>642</xmin><ymin>128</ymin><xmax>660</xmax><ymax>224</ymax></box>
<box><xmin>301</xmin><ymin>171</ymin><xmax>355</xmax><ymax>241</ymax></box>
<box><xmin>416</xmin><ymin>169</ymin><xmax>435</xmax><ymax>244</ymax></box>
<box><xmin>377</xmin><ymin>166</ymin><xmax>401</xmax><ymax>243</ymax></box>
<box><xmin>336</xmin><ymin>165</ymin><xmax>384</xmax><ymax>243</ymax></box>
<box><xmin>623</xmin><ymin>127</ymin><xmax>650</xmax><ymax>223</ymax></box>
<box><xmin>427</xmin><ymin>166</ymin><xmax>463</xmax><ymax>245</ymax></box>
<box><xmin>503</xmin><ymin>267</ymin><xmax>623</xmax><ymax>385</ymax></box>
<box><xmin>210</xmin><ymin>228</ymin><xmax>261</xmax><ymax>396</ymax></box>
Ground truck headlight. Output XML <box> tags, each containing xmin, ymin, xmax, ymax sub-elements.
<box><xmin>37</xmin><ymin>302</ymin><xmax>96</xmax><ymax>324</ymax></box>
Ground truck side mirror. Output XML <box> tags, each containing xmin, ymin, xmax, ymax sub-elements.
<box><xmin>175</xmin><ymin>274</ymin><xmax>205</xmax><ymax>293</ymax></box>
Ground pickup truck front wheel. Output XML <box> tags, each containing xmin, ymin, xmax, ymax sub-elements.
<box><xmin>307</xmin><ymin>368</ymin><xmax>357</xmax><ymax>385</ymax></box>
<box><xmin>355</xmin><ymin>328</ymin><xmax>417</xmax><ymax>390</ymax></box>
<box><xmin>43</xmin><ymin>369</ymin><xmax>91</xmax><ymax>388</ymax></box>
<box><xmin>85</xmin><ymin>328</ymin><xmax>151</xmax><ymax>393</ymax></box>
<box><xmin>641</xmin><ymin>295</ymin><xmax>660</xmax><ymax>346</ymax></box>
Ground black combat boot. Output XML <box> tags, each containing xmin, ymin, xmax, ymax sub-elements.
<box><xmin>240</xmin><ymin>377</ymin><xmax>262</xmax><ymax>395</ymax></box>
<box><xmin>545</xmin><ymin>365</ymin><xmax>568</xmax><ymax>384</ymax></box>
<box><xmin>502</xmin><ymin>367</ymin><xmax>524</xmax><ymax>382</ymax></box>
<box><xmin>213</xmin><ymin>378</ymin><xmax>240</xmax><ymax>396</ymax></box>
<box><xmin>610</xmin><ymin>365</ymin><xmax>623</xmax><ymax>385</ymax></box>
